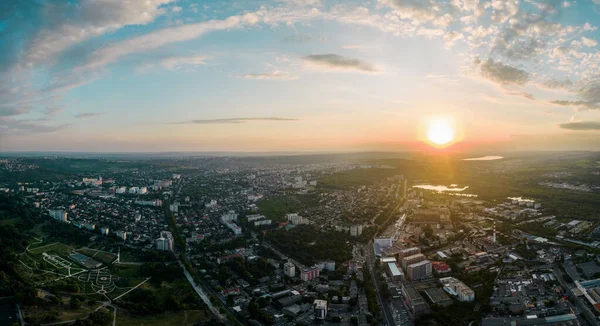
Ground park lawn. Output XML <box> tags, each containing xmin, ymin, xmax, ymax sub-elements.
<box><xmin>257</xmin><ymin>194</ymin><xmax>318</xmax><ymax>221</ymax></box>
<box><xmin>28</xmin><ymin>242</ymin><xmax>73</xmax><ymax>256</ymax></box>
<box><xmin>112</xmin><ymin>265</ymin><xmax>142</xmax><ymax>278</ymax></box>
<box><xmin>75</xmin><ymin>248</ymin><xmax>117</xmax><ymax>264</ymax></box>
<box><xmin>0</xmin><ymin>217</ymin><xmax>20</xmax><ymax>226</ymax></box>
<box><xmin>57</xmin><ymin>300</ymin><xmax>104</xmax><ymax>321</ymax></box>
<box><xmin>116</xmin><ymin>309</ymin><xmax>208</xmax><ymax>326</ymax></box>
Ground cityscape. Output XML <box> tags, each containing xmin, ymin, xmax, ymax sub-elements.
<box><xmin>1</xmin><ymin>151</ymin><xmax>600</xmax><ymax>326</ymax></box>
<box><xmin>2</xmin><ymin>0</ymin><xmax>600</xmax><ymax>325</ymax></box>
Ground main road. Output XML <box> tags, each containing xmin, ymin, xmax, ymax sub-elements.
<box><xmin>366</xmin><ymin>241</ymin><xmax>395</xmax><ymax>326</ymax></box>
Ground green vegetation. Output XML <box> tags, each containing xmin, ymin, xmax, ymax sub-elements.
<box><xmin>318</xmin><ymin>168</ymin><xmax>398</xmax><ymax>190</ymax></box>
<box><xmin>266</xmin><ymin>225</ymin><xmax>352</xmax><ymax>265</ymax></box>
<box><xmin>162</xmin><ymin>200</ymin><xmax>186</xmax><ymax>251</ymax></box>
<box><xmin>415</xmin><ymin>302</ymin><xmax>482</xmax><ymax>326</ymax></box>
<box><xmin>116</xmin><ymin>309</ymin><xmax>209</xmax><ymax>326</ymax></box>
<box><xmin>257</xmin><ymin>194</ymin><xmax>318</xmax><ymax>221</ymax></box>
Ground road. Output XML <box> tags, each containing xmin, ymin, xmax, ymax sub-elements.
<box><xmin>553</xmin><ymin>265</ymin><xmax>597</xmax><ymax>325</ymax></box>
<box><xmin>366</xmin><ymin>242</ymin><xmax>395</xmax><ymax>326</ymax></box>
<box><xmin>179</xmin><ymin>261</ymin><xmax>227</xmax><ymax>322</ymax></box>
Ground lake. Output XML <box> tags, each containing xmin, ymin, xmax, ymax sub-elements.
<box><xmin>463</xmin><ymin>156</ymin><xmax>503</xmax><ymax>161</ymax></box>
<box><xmin>412</xmin><ymin>184</ymin><xmax>469</xmax><ymax>192</ymax></box>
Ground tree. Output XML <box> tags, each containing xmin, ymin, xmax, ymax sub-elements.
<box><xmin>70</xmin><ymin>296</ymin><xmax>81</xmax><ymax>309</ymax></box>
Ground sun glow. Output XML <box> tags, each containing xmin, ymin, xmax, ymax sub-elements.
<box><xmin>426</xmin><ymin>118</ymin><xmax>455</xmax><ymax>146</ymax></box>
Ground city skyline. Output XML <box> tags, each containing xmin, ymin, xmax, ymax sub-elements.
<box><xmin>2</xmin><ymin>0</ymin><xmax>600</xmax><ymax>152</ymax></box>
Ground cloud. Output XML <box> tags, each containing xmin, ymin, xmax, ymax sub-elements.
<box><xmin>78</xmin><ymin>14</ymin><xmax>259</xmax><ymax>72</ymax></box>
<box><xmin>303</xmin><ymin>54</ymin><xmax>380</xmax><ymax>73</ymax></box>
<box><xmin>242</xmin><ymin>71</ymin><xmax>297</xmax><ymax>80</ymax></box>
<box><xmin>581</xmin><ymin>37</ymin><xmax>598</xmax><ymax>47</ymax></box>
<box><xmin>75</xmin><ymin>112</ymin><xmax>104</xmax><ymax>119</ymax></box>
<box><xmin>44</xmin><ymin>106</ymin><xmax>63</xmax><ymax>117</ymax></box>
<box><xmin>550</xmin><ymin>80</ymin><xmax>600</xmax><ymax>111</ymax></box>
<box><xmin>0</xmin><ymin>118</ymin><xmax>70</xmax><ymax>135</ymax></box>
<box><xmin>559</xmin><ymin>121</ymin><xmax>600</xmax><ymax>130</ymax></box>
<box><xmin>478</xmin><ymin>58</ymin><xmax>530</xmax><ymax>85</ymax></box>
<box><xmin>549</xmin><ymin>100</ymin><xmax>598</xmax><ymax>110</ymax></box>
<box><xmin>168</xmin><ymin>117</ymin><xmax>300</xmax><ymax>125</ymax></box>
<box><xmin>24</xmin><ymin>0</ymin><xmax>175</xmax><ymax>68</ymax></box>
<box><xmin>282</xmin><ymin>34</ymin><xmax>327</xmax><ymax>43</ymax></box>
<box><xmin>508</xmin><ymin>92</ymin><xmax>535</xmax><ymax>100</ymax></box>
<box><xmin>159</xmin><ymin>55</ymin><xmax>207</xmax><ymax>70</ymax></box>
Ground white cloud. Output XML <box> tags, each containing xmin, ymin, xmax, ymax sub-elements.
<box><xmin>25</xmin><ymin>0</ymin><xmax>175</xmax><ymax>68</ymax></box>
<box><xmin>303</xmin><ymin>54</ymin><xmax>382</xmax><ymax>73</ymax></box>
<box><xmin>581</xmin><ymin>37</ymin><xmax>598</xmax><ymax>47</ymax></box>
<box><xmin>242</xmin><ymin>70</ymin><xmax>297</xmax><ymax>80</ymax></box>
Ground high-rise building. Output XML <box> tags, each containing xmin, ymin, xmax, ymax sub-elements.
<box><xmin>284</xmin><ymin>262</ymin><xmax>296</xmax><ymax>277</ymax></box>
<box><xmin>286</xmin><ymin>213</ymin><xmax>307</xmax><ymax>225</ymax></box>
<box><xmin>350</xmin><ymin>225</ymin><xmax>363</xmax><ymax>237</ymax></box>
<box><xmin>116</xmin><ymin>231</ymin><xmax>127</xmax><ymax>240</ymax></box>
<box><xmin>313</xmin><ymin>299</ymin><xmax>328</xmax><ymax>320</ymax></box>
<box><xmin>301</xmin><ymin>265</ymin><xmax>320</xmax><ymax>281</ymax></box>
<box><xmin>221</xmin><ymin>210</ymin><xmax>238</xmax><ymax>222</ymax></box>
<box><xmin>401</xmin><ymin>253</ymin><xmax>426</xmax><ymax>271</ymax></box>
<box><xmin>48</xmin><ymin>209</ymin><xmax>68</xmax><ymax>222</ymax></box>
<box><xmin>155</xmin><ymin>231</ymin><xmax>174</xmax><ymax>251</ymax></box>
<box><xmin>407</xmin><ymin>260</ymin><xmax>432</xmax><ymax>281</ymax></box>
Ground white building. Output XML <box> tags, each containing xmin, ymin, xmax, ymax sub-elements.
<box><xmin>374</xmin><ymin>237</ymin><xmax>393</xmax><ymax>249</ymax></box>
<box><xmin>286</xmin><ymin>213</ymin><xmax>308</xmax><ymax>225</ymax></box>
<box><xmin>284</xmin><ymin>262</ymin><xmax>296</xmax><ymax>277</ymax></box>
<box><xmin>313</xmin><ymin>299</ymin><xmax>328</xmax><ymax>320</ymax></box>
<box><xmin>170</xmin><ymin>203</ymin><xmax>179</xmax><ymax>212</ymax></box>
<box><xmin>254</xmin><ymin>219</ymin><xmax>272</xmax><ymax>226</ymax></box>
<box><xmin>129</xmin><ymin>187</ymin><xmax>139</xmax><ymax>194</ymax></box>
<box><xmin>221</xmin><ymin>211</ymin><xmax>238</xmax><ymax>222</ymax></box>
<box><xmin>135</xmin><ymin>199</ymin><xmax>162</xmax><ymax>207</ymax></box>
<box><xmin>48</xmin><ymin>209</ymin><xmax>68</xmax><ymax>222</ymax></box>
<box><xmin>155</xmin><ymin>231</ymin><xmax>174</xmax><ymax>251</ymax></box>
<box><xmin>116</xmin><ymin>231</ymin><xmax>127</xmax><ymax>240</ymax></box>
<box><xmin>139</xmin><ymin>187</ymin><xmax>147</xmax><ymax>194</ymax></box>
<box><xmin>407</xmin><ymin>260</ymin><xmax>432</xmax><ymax>281</ymax></box>
<box><xmin>350</xmin><ymin>225</ymin><xmax>363</xmax><ymax>237</ymax></box>
<box><xmin>440</xmin><ymin>277</ymin><xmax>475</xmax><ymax>302</ymax></box>
<box><xmin>247</xmin><ymin>214</ymin><xmax>266</xmax><ymax>222</ymax></box>
<box><xmin>115</xmin><ymin>187</ymin><xmax>126</xmax><ymax>194</ymax></box>
<box><xmin>100</xmin><ymin>227</ymin><xmax>109</xmax><ymax>235</ymax></box>
<box><xmin>205</xmin><ymin>200</ymin><xmax>218</xmax><ymax>208</ymax></box>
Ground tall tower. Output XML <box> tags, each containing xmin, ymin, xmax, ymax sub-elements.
<box><xmin>493</xmin><ymin>221</ymin><xmax>497</xmax><ymax>244</ymax></box>
<box><xmin>403</xmin><ymin>179</ymin><xmax>408</xmax><ymax>199</ymax></box>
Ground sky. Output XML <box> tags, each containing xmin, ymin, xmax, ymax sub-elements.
<box><xmin>1</xmin><ymin>0</ymin><xmax>600</xmax><ymax>152</ymax></box>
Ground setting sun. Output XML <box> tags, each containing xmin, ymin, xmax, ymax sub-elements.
<box><xmin>426</xmin><ymin>118</ymin><xmax>455</xmax><ymax>146</ymax></box>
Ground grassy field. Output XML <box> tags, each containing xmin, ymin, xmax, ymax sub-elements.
<box><xmin>257</xmin><ymin>194</ymin><xmax>318</xmax><ymax>221</ymax></box>
<box><xmin>116</xmin><ymin>309</ymin><xmax>208</xmax><ymax>326</ymax></box>
<box><xmin>0</xmin><ymin>217</ymin><xmax>20</xmax><ymax>226</ymax></box>
<box><xmin>28</xmin><ymin>242</ymin><xmax>73</xmax><ymax>256</ymax></box>
<box><xmin>75</xmin><ymin>247</ymin><xmax>117</xmax><ymax>265</ymax></box>
<box><xmin>112</xmin><ymin>265</ymin><xmax>143</xmax><ymax>278</ymax></box>
<box><xmin>21</xmin><ymin>298</ymin><xmax>103</xmax><ymax>324</ymax></box>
